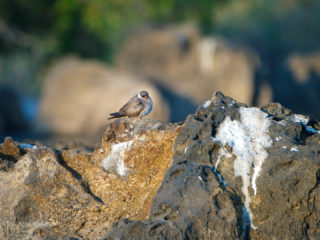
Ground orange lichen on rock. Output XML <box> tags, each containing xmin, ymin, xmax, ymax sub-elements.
<box><xmin>0</xmin><ymin>118</ymin><xmax>181</xmax><ymax>239</ymax></box>
<box><xmin>24</xmin><ymin>149</ymin><xmax>107</xmax><ymax>239</ymax></box>
<box><xmin>62</xmin><ymin>121</ymin><xmax>181</xmax><ymax>225</ymax></box>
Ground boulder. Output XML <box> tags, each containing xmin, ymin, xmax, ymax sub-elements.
<box><xmin>37</xmin><ymin>57</ymin><xmax>169</xmax><ymax>137</ymax></box>
<box><xmin>0</xmin><ymin>119</ymin><xmax>181</xmax><ymax>239</ymax></box>
<box><xmin>116</xmin><ymin>25</ymin><xmax>261</xmax><ymax>106</ymax></box>
<box><xmin>106</xmin><ymin>92</ymin><xmax>320</xmax><ymax>239</ymax></box>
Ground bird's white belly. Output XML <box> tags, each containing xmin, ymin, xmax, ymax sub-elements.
<box><xmin>139</xmin><ymin>99</ymin><xmax>153</xmax><ymax>117</ymax></box>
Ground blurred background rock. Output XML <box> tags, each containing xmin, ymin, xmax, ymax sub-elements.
<box><xmin>0</xmin><ymin>0</ymin><xmax>319</xmax><ymax>144</ymax></box>
<box><xmin>37</xmin><ymin>56</ymin><xmax>169</xmax><ymax>137</ymax></box>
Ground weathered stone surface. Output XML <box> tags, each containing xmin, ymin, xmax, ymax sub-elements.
<box><xmin>106</xmin><ymin>92</ymin><xmax>320</xmax><ymax>239</ymax></box>
<box><xmin>0</xmin><ymin>141</ymin><xmax>104</xmax><ymax>239</ymax></box>
<box><xmin>0</xmin><ymin>137</ymin><xmax>24</xmax><ymax>171</ymax></box>
<box><xmin>0</xmin><ymin>118</ymin><xmax>180</xmax><ymax>239</ymax></box>
<box><xmin>1</xmin><ymin>91</ymin><xmax>320</xmax><ymax>239</ymax></box>
<box><xmin>36</xmin><ymin>57</ymin><xmax>169</xmax><ymax>137</ymax></box>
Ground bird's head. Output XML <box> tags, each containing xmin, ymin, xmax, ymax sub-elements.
<box><xmin>138</xmin><ymin>90</ymin><xmax>149</xmax><ymax>99</ymax></box>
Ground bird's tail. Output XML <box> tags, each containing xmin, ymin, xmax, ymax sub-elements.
<box><xmin>107</xmin><ymin>112</ymin><xmax>125</xmax><ymax>120</ymax></box>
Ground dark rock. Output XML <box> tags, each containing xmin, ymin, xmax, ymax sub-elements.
<box><xmin>105</xmin><ymin>91</ymin><xmax>320</xmax><ymax>239</ymax></box>
<box><xmin>1</xmin><ymin>91</ymin><xmax>320</xmax><ymax>239</ymax></box>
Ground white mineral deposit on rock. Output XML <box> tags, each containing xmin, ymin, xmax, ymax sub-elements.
<box><xmin>101</xmin><ymin>140</ymin><xmax>133</xmax><ymax>177</ymax></box>
<box><xmin>290</xmin><ymin>147</ymin><xmax>299</xmax><ymax>152</ymax></box>
<box><xmin>184</xmin><ymin>146</ymin><xmax>189</xmax><ymax>154</ymax></box>
<box><xmin>198</xmin><ymin>176</ymin><xmax>204</xmax><ymax>182</ymax></box>
<box><xmin>291</xmin><ymin>114</ymin><xmax>309</xmax><ymax>125</ymax></box>
<box><xmin>211</xmin><ymin>137</ymin><xmax>231</xmax><ymax>169</ymax></box>
<box><xmin>215</xmin><ymin>107</ymin><xmax>272</xmax><ymax>229</ymax></box>
<box><xmin>276</xmin><ymin>120</ymin><xmax>286</xmax><ymax>126</ymax></box>
<box><xmin>202</xmin><ymin>100</ymin><xmax>212</xmax><ymax>108</ymax></box>
<box><xmin>19</xmin><ymin>143</ymin><xmax>37</xmax><ymax>150</ymax></box>
<box><xmin>289</xmin><ymin>114</ymin><xmax>320</xmax><ymax>134</ymax></box>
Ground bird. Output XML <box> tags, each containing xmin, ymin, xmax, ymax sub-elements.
<box><xmin>108</xmin><ymin>90</ymin><xmax>153</xmax><ymax>119</ymax></box>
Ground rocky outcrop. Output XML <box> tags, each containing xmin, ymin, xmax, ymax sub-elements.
<box><xmin>106</xmin><ymin>92</ymin><xmax>320</xmax><ymax>239</ymax></box>
<box><xmin>36</xmin><ymin>57</ymin><xmax>169</xmax><ymax>137</ymax></box>
<box><xmin>1</xmin><ymin>91</ymin><xmax>320</xmax><ymax>239</ymax></box>
<box><xmin>0</xmin><ymin>119</ymin><xmax>181</xmax><ymax>239</ymax></box>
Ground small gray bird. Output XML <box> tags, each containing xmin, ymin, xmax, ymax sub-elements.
<box><xmin>108</xmin><ymin>90</ymin><xmax>153</xmax><ymax>119</ymax></box>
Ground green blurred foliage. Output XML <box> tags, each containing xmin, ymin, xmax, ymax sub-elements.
<box><xmin>0</xmin><ymin>0</ymin><xmax>220</xmax><ymax>60</ymax></box>
<box><xmin>1</xmin><ymin>0</ymin><xmax>319</xmax><ymax>97</ymax></box>
<box><xmin>0</xmin><ymin>0</ymin><xmax>56</xmax><ymax>33</ymax></box>
<box><xmin>0</xmin><ymin>0</ymin><xmax>221</xmax><ymax>96</ymax></box>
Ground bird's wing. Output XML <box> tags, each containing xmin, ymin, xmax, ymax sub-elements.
<box><xmin>119</xmin><ymin>96</ymin><xmax>143</xmax><ymax>117</ymax></box>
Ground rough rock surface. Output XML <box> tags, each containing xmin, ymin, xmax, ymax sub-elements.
<box><xmin>0</xmin><ymin>119</ymin><xmax>180</xmax><ymax>239</ymax></box>
<box><xmin>106</xmin><ymin>92</ymin><xmax>320</xmax><ymax>239</ymax></box>
<box><xmin>1</xmin><ymin>91</ymin><xmax>320</xmax><ymax>239</ymax></box>
<box><xmin>37</xmin><ymin>57</ymin><xmax>169</xmax><ymax>137</ymax></box>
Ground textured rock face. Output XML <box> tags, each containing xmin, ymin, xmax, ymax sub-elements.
<box><xmin>106</xmin><ymin>92</ymin><xmax>320</xmax><ymax>239</ymax></box>
<box><xmin>0</xmin><ymin>138</ymin><xmax>107</xmax><ymax>239</ymax></box>
<box><xmin>0</xmin><ymin>119</ymin><xmax>180</xmax><ymax>239</ymax></box>
<box><xmin>37</xmin><ymin>57</ymin><xmax>169</xmax><ymax>136</ymax></box>
<box><xmin>1</xmin><ymin>91</ymin><xmax>320</xmax><ymax>239</ymax></box>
